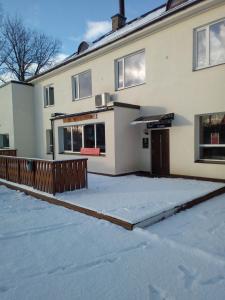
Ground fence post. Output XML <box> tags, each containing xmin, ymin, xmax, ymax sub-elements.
<box><xmin>52</xmin><ymin>162</ymin><xmax>56</xmax><ymax>195</ymax></box>
<box><xmin>18</xmin><ymin>159</ymin><xmax>21</xmax><ymax>184</ymax></box>
<box><xmin>6</xmin><ymin>158</ymin><xmax>9</xmax><ymax>181</ymax></box>
<box><xmin>85</xmin><ymin>159</ymin><xmax>88</xmax><ymax>189</ymax></box>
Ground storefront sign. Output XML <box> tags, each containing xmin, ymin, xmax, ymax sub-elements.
<box><xmin>142</xmin><ymin>138</ymin><xmax>149</xmax><ymax>149</ymax></box>
<box><xmin>147</xmin><ymin>119</ymin><xmax>172</xmax><ymax>129</ymax></box>
<box><xmin>63</xmin><ymin>114</ymin><xmax>97</xmax><ymax>123</ymax></box>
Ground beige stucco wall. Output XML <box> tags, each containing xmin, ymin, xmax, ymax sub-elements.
<box><xmin>12</xmin><ymin>83</ymin><xmax>35</xmax><ymax>157</ymax></box>
<box><xmin>0</xmin><ymin>82</ymin><xmax>36</xmax><ymax>157</ymax></box>
<box><xmin>30</xmin><ymin>0</ymin><xmax>225</xmax><ymax>179</ymax></box>
<box><xmin>114</xmin><ymin>106</ymin><xmax>140</xmax><ymax>174</ymax></box>
<box><xmin>0</xmin><ymin>84</ymin><xmax>15</xmax><ymax>148</ymax></box>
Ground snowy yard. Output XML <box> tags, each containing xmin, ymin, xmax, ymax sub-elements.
<box><xmin>0</xmin><ymin>185</ymin><xmax>225</xmax><ymax>300</ymax></box>
<box><xmin>58</xmin><ymin>174</ymin><xmax>224</xmax><ymax>224</ymax></box>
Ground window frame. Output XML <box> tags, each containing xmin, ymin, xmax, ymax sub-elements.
<box><xmin>194</xmin><ymin>18</ymin><xmax>225</xmax><ymax>70</ymax></box>
<box><xmin>44</xmin><ymin>84</ymin><xmax>55</xmax><ymax>108</ymax></box>
<box><xmin>195</xmin><ymin>112</ymin><xmax>225</xmax><ymax>163</ymax></box>
<box><xmin>63</xmin><ymin>123</ymin><xmax>106</xmax><ymax>154</ymax></box>
<box><xmin>72</xmin><ymin>70</ymin><xmax>92</xmax><ymax>101</ymax></box>
<box><xmin>115</xmin><ymin>49</ymin><xmax>146</xmax><ymax>91</ymax></box>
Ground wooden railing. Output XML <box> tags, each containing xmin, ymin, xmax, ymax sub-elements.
<box><xmin>0</xmin><ymin>149</ymin><xmax>17</xmax><ymax>156</ymax></box>
<box><xmin>0</xmin><ymin>156</ymin><xmax>88</xmax><ymax>195</ymax></box>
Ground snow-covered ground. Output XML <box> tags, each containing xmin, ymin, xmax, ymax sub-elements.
<box><xmin>0</xmin><ymin>185</ymin><xmax>225</xmax><ymax>300</ymax></box>
<box><xmin>58</xmin><ymin>174</ymin><xmax>224</xmax><ymax>224</ymax></box>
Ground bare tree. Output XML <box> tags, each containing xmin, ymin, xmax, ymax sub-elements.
<box><xmin>0</xmin><ymin>15</ymin><xmax>61</xmax><ymax>82</ymax></box>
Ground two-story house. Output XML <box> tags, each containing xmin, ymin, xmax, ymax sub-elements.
<box><xmin>0</xmin><ymin>0</ymin><xmax>225</xmax><ymax>180</ymax></box>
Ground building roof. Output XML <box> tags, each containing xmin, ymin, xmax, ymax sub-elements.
<box><xmin>27</xmin><ymin>0</ymin><xmax>202</xmax><ymax>83</ymax></box>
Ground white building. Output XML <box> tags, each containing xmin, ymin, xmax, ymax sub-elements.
<box><xmin>0</xmin><ymin>0</ymin><xmax>225</xmax><ymax>180</ymax></box>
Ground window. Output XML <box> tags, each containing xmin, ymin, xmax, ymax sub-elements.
<box><xmin>46</xmin><ymin>129</ymin><xmax>53</xmax><ymax>153</ymax></box>
<box><xmin>198</xmin><ymin>113</ymin><xmax>225</xmax><ymax>161</ymax></box>
<box><xmin>194</xmin><ymin>19</ymin><xmax>225</xmax><ymax>69</ymax></box>
<box><xmin>72</xmin><ymin>70</ymin><xmax>92</xmax><ymax>100</ymax></box>
<box><xmin>44</xmin><ymin>85</ymin><xmax>55</xmax><ymax>107</ymax></box>
<box><xmin>115</xmin><ymin>50</ymin><xmax>145</xmax><ymax>90</ymax></box>
<box><xmin>63</xmin><ymin>123</ymin><xmax>106</xmax><ymax>153</ymax></box>
<box><xmin>63</xmin><ymin>127</ymin><xmax>72</xmax><ymax>151</ymax></box>
<box><xmin>84</xmin><ymin>125</ymin><xmax>95</xmax><ymax>148</ymax></box>
<box><xmin>72</xmin><ymin>126</ymin><xmax>83</xmax><ymax>152</ymax></box>
<box><xmin>0</xmin><ymin>134</ymin><xmax>9</xmax><ymax>148</ymax></box>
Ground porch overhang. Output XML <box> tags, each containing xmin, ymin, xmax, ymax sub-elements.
<box><xmin>131</xmin><ymin>113</ymin><xmax>174</xmax><ymax>128</ymax></box>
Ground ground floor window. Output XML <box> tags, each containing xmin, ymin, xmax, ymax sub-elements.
<box><xmin>46</xmin><ymin>129</ymin><xmax>53</xmax><ymax>153</ymax></box>
<box><xmin>0</xmin><ymin>134</ymin><xmax>9</xmax><ymax>148</ymax></box>
<box><xmin>63</xmin><ymin>123</ymin><xmax>106</xmax><ymax>153</ymax></box>
<box><xmin>198</xmin><ymin>112</ymin><xmax>225</xmax><ymax>161</ymax></box>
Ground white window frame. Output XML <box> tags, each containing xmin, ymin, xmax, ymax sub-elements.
<box><xmin>44</xmin><ymin>85</ymin><xmax>55</xmax><ymax>107</ymax></box>
<box><xmin>72</xmin><ymin>70</ymin><xmax>92</xmax><ymax>101</ymax></box>
<box><xmin>115</xmin><ymin>49</ymin><xmax>146</xmax><ymax>90</ymax></box>
<box><xmin>196</xmin><ymin>112</ymin><xmax>225</xmax><ymax>162</ymax></box>
<box><xmin>194</xmin><ymin>18</ymin><xmax>225</xmax><ymax>70</ymax></box>
<box><xmin>63</xmin><ymin>123</ymin><xmax>105</xmax><ymax>154</ymax></box>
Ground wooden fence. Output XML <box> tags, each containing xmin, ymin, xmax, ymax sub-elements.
<box><xmin>0</xmin><ymin>149</ymin><xmax>17</xmax><ymax>156</ymax></box>
<box><xmin>0</xmin><ymin>156</ymin><xmax>88</xmax><ymax>195</ymax></box>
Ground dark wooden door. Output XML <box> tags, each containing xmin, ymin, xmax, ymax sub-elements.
<box><xmin>151</xmin><ymin>130</ymin><xmax>170</xmax><ymax>176</ymax></box>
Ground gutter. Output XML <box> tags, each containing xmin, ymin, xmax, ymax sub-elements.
<box><xmin>27</xmin><ymin>0</ymin><xmax>207</xmax><ymax>83</ymax></box>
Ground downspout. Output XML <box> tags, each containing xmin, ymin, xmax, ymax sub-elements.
<box><xmin>51</xmin><ymin>118</ymin><xmax>55</xmax><ymax>160</ymax></box>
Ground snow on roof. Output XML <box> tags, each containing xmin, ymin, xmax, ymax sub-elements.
<box><xmin>66</xmin><ymin>0</ymin><xmax>198</xmax><ymax>61</ymax></box>
<box><xmin>27</xmin><ymin>0</ymin><xmax>200</xmax><ymax>81</ymax></box>
<box><xmin>67</xmin><ymin>5</ymin><xmax>166</xmax><ymax>61</ymax></box>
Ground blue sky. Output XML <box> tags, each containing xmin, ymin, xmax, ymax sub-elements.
<box><xmin>1</xmin><ymin>0</ymin><xmax>165</xmax><ymax>57</ymax></box>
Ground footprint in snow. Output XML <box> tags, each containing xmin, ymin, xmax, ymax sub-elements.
<box><xmin>178</xmin><ymin>264</ymin><xmax>198</xmax><ymax>290</ymax></box>
<box><xmin>148</xmin><ymin>284</ymin><xmax>167</xmax><ymax>300</ymax></box>
<box><xmin>200</xmin><ymin>275</ymin><xmax>225</xmax><ymax>286</ymax></box>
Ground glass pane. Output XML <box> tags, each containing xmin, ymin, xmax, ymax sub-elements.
<box><xmin>124</xmin><ymin>52</ymin><xmax>145</xmax><ymax>87</ymax></box>
<box><xmin>1</xmin><ymin>134</ymin><xmax>9</xmax><ymax>148</ymax></box>
<box><xmin>210</xmin><ymin>20</ymin><xmax>225</xmax><ymax>65</ymax></box>
<box><xmin>44</xmin><ymin>88</ymin><xmax>49</xmax><ymax>106</ymax></box>
<box><xmin>197</xmin><ymin>29</ymin><xmax>207</xmax><ymax>68</ymax></box>
<box><xmin>84</xmin><ymin>124</ymin><xmax>95</xmax><ymax>148</ymax></box>
<box><xmin>117</xmin><ymin>59</ymin><xmax>124</xmax><ymax>89</ymax></box>
<box><xmin>72</xmin><ymin>126</ymin><xmax>83</xmax><ymax>152</ymax></box>
<box><xmin>63</xmin><ymin>127</ymin><xmax>72</xmax><ymax>151</ymax></box>
<box><xmin>46</xmin><ymin>130</ymin><xmax>53</xmax><ymax>153</ymax></box>
<box><xmin>200</xmin><ymin>147</ymin><xmax>225</xmax><ymax>160</ymax></box>
<box><xmin>73</xmin><ymin>76</ymin><xmax>78</xmax><ymax>99</ymax></box>
<box><xmin>49</xmin><ymin>87</ymin><xmax>54</xmax><ymax>105</ymax></box>
<box><xmin>200</xmin><ymin>113</ymin><xmax>225</xmax><ymax>145</ymax></box>
<box><xmin>96</xmin><ymin>124</ymin><xmax>106</xmax><ymax>152</ymax></box>
<box><xmin>79</xmin><ymin>71</ymin><xmax>92</xmax><ymax>99</ymax></box>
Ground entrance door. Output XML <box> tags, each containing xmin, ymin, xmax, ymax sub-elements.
<box><xmin>151</xmin><ymin>130</ymin><xmax>170</xmax><ymax>176</ymax></box>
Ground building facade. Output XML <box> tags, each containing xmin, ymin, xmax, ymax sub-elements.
<box><xmin>0</xmin><ymin>0</ymin><xmax>225</xmax><ymax>179</ymax></box>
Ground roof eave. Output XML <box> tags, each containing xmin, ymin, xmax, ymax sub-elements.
<box><xmin>27</xmin><ymin>0</ymin><xmax>218</xmax><ymax>83</ymax></box>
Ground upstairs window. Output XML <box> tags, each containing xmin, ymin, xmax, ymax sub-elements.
<box><xmin>198</xmin><ymin>112</ymin><xmax>225</xmax><ymax>161</ymax></box>
<box><xmin>72</xmin><ymin>70</ymin><xmax>92</xmax><ymax>100</ymax></box>
<box><xmin>44</xmin><ymin>85</ymin><xmax>55</xmax><ymax>107</ymax></box>
<box><xmin>194</xmin><ymin>19</ymin><xmax>225</xmax><ymax>69</ymax></box>
<box><xmin>0</xmin><ymin>134</ymin><xmax>9</xmax><ymax>148</ymax></box>
<box><xmin>115</xmin><ymin>50</ymin><xmax>145</xmax><ymax>90</ymax></box>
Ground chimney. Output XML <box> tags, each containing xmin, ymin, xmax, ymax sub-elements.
<box><xmin>111</xmin><ymin>0</ymin><xmax>126</xmax><ymax>32</ymax></box>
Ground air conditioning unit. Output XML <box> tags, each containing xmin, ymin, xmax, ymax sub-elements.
<box><xmin>95</xmin><ymin>93</ymin><xmax>111</xmax><ymax>108</ymax></box>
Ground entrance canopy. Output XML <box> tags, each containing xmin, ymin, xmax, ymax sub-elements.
<box><xmin>131</xmin><ymin>113</ymin><xmax>174</xmax><ymax>128</ymax></box>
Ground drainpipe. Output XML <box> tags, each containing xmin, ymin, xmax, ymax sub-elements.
<box><xmin>51</xmin><ymin>118</ymin><xmax>55</xmax><ymax>160</ymax></box>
